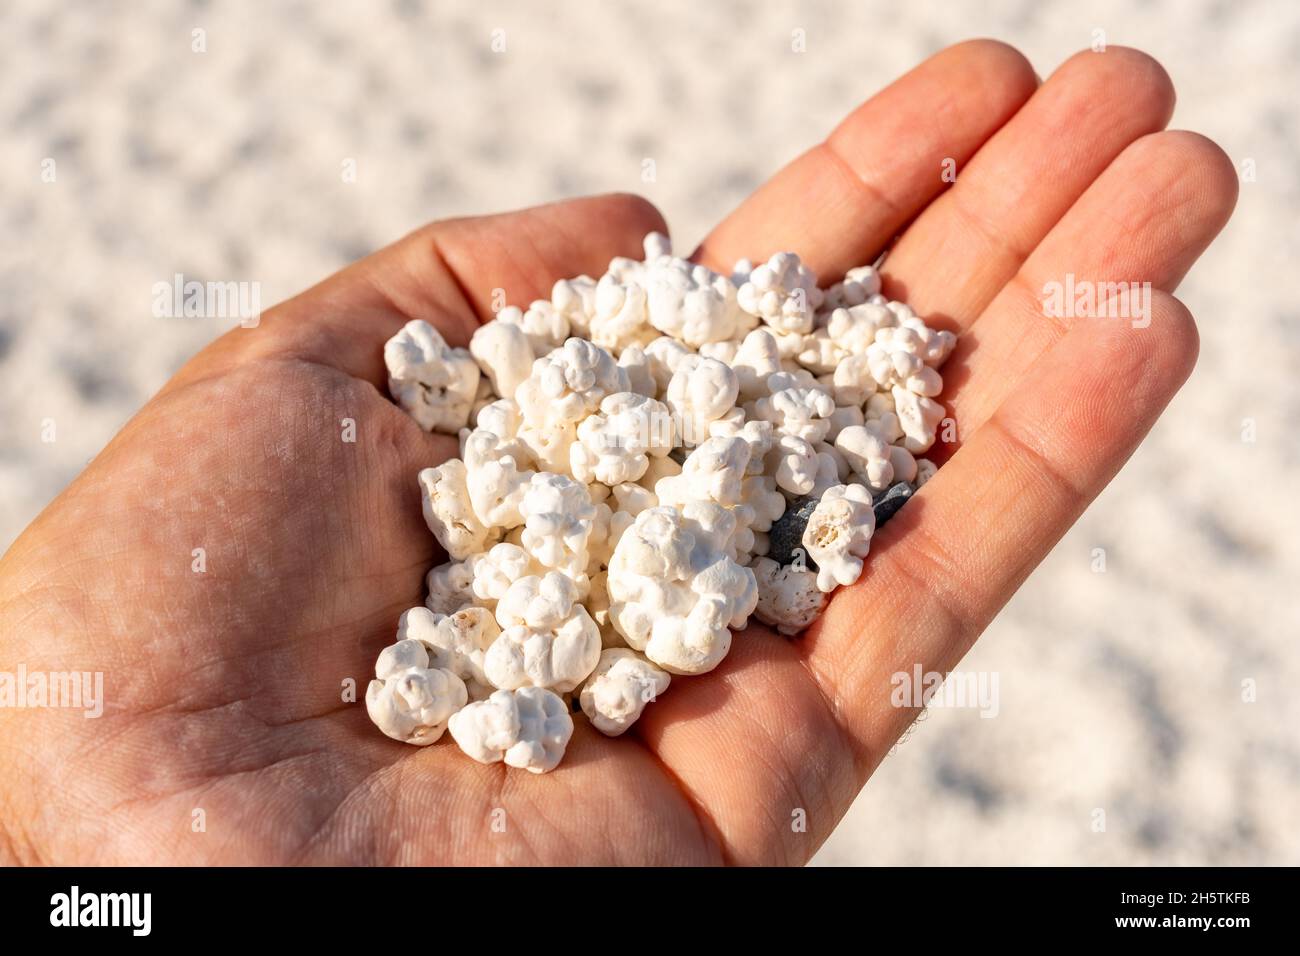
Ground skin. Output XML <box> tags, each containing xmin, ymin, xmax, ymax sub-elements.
<box><xmin>0</xmin><ymin>42</ymin><xmax>1237</xmax><ymax>865</ymax></box>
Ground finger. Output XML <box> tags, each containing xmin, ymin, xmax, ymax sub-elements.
<box><xmin>935</xmin><ymin>130</ymin><xmax>1237</xmax><ymax>457</ymax></box>
<box><xmin>694</xmin><ymin>40</ymin><xmax>1038</xmax><ymax>279</ymax></box>
<box><xmin>804</xmin><ymin>289</ymin><xmax>1200</xmax><ymax>769</ymax></box>
<box><xmin>180</xmin><ymin>193</ymin><xmax>668</xmax><ymax>387</ymax></box>
<box><xmin>880</xmin><ymin>47</ymin><xmax>1175</xmax><ymax>329</ymax></box>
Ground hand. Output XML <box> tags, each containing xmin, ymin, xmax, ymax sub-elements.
<box><xmin>0</xmin><ymin>41</ymin><xmax>1236</xmax><ymax>865</ymax></box>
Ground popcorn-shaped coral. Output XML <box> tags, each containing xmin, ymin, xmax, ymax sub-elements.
<box><xmin>751</xmin><ymin>558</ymin><xmax>828</xmax><ymax>636</ymax></box>
<box><xmin>462</xmin><ymin>413</ymin><xmax>533</xmax><ymax>477</ymax></box>
<box><xmin>366</xmin><ymin>638</ymin><xmax>469</xmax><ymax>745</ymax></box>
<box><xmin>607</xmin><ymin>505</ymin><xmax>758</xmax><ymax>674</ymax></box>
<box><xmin>425</xmin><ymin>559</ymin><xmax>478</xmax><ymax>615</ymax></box>
<box><xmin>822</xmin><ymin>264</ymin><xmax>883</xmax><ymax>311</ymax></box>
<box><xmin>579</xmin><ymin>648</ymin><xmax>671</xmax><ymax>736</ymax></box>
<box><xmin>866</xmin><ymin>325</ymin><xmax>942</xmax><ymax>396</ymax></box>
<box><xmin>398</xmin><ymin>605</ymin><xmax>500</xmax><ymax>696</ymax></box>
<box><xmin>830</xmin><ymin>353</ymin><xmax>878</xmax><ymax>407</ymax></box>
<box><xmin>617</xmin><ymin>344</ymin><xmax>657</xmax><ymax>398</ymax></box>
<box><xmin>764</xmin><ymin>432</ymin><xmax>820</xmax><ymax>496</ymax></box>
<box><xmin>803</xmin><ymin>483</ymin><xmax>876</xmax><ymax>592</ymax></box>
<box><xmin>643</xmin><ymin>335</ymin><xmax>693</xmax><ymax>395</ymax></box>
<box><xmin>470</xmin><ymin>319</ymin><xmax>534</xmax><ymax>401</ymax></box>
<box><xmin>483</xmin><ymin>573</ymin><xmax>601</xmax><ymax>693</ymax></box>
<box><xmin>519</xmin><ymin>472</ymin><xmax>598</xmax><ymax>581</ymax></box>
<box><xmin>516</xmin><ymin>337</ymin><xmax>629</xmax><ymax>429</ymax></box>
<box><xmin>754</xmin><ymin>386</ymin><xmax>835</xmax><ymax>444</ymax></box>
<box><xmin>655</xmin><ymin>435</ymin><xmax>750</xmax><ymax>510</ymax></box>
<box><xmin>736</xmin><ymin>252</ymin><xmax>825</xmax><ymax>334</ymax></box>
<box><xmin>472</xmin><ymin>542</ymin><xmax>538</xmax><ymax>605</ymax></box>
<box><xmin>384</xmin><ymin>319</ymin><xmax>481</xmax><ymax>433</ymax></box>
<box><xmin>591</xmin><ymin>273</ymin><xmax>655</xmax><ymax>353</ymax></box>
<box><xmin>502</xmin><ymin>300</ymin><xmax>571</xmax><ymax>356</ymax></box>
<box><xmin>419</xmin><ymin>459</ymin><xmax>502</xmax><ymax>560</ymax></box>
<box><xmin>551</xmin><ymin>275</ymin><xmax>598</xmax><ymax>339</ymax></box>
<box><xmin>834</xmin><ymin>424</ymin><xmax>895</xmax><ymax>493</ymax></box>
<box><xmin>467</xmin><ymin>454</ymin><xmax>533</xmax><ymax>530</ymax></box>
<box><xmin>646</xmin><ymin>256</ymin><xmax>750</xmax><ymax>346</ymax></box>
<box><xmin>449</xmin><ymin>686</ymin><xmax>574</xmax><ymax>774</ymax></box>
<box><xmin>891</xmin><ymin>384</ymin><xmax>946</xmax><ymax>453</ymax></box>
<box><xmin>825</xmin><ymin>302</ymin><xmax>899</xmax><ymax>355</ymax></box>
<box><xmin>709</xmin><ymin>417</ymin><xmax>775</xmax><ymax>475</ymax></box>
<box><xmin>666</xmin><ymin>355</ymin><xmax>739</xmax><ymax>446</ymax></box>
<box><xmin>571</xmin><ymin>392</ymin><xmax>675</xmax><ymax>486</ymax></box>
<box><xmin>729</xmin><ymin>328</ymin><xmax>784</xmax><ymax>400</ymax></box>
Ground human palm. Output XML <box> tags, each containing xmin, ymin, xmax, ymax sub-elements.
<box><xmin>0</xmin><ymin>42</ymin><xmax>1236</xmax><ymax>865</ymax></box>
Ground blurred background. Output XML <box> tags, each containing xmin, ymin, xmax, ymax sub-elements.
<box><xmin>2</xmin><ymin>0</ymin><xmax>1297</xmax><ymax>864</ymax></box>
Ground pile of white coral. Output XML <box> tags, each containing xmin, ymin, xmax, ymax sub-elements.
<box><xmin>369</xmin><ymin>233</ymin><xmax>955</xmax><ymax>772</ymax></box>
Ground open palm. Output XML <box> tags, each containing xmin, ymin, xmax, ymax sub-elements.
<box><xmin>0</xmin><ymin>42</ymin><xmax>1236</xmax><ymax>865</ymax></box>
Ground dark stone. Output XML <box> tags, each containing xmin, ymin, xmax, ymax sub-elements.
<box><xmin>766</xmin><ymin>494</ymin><xmax>820</xmax><ymax>568</ymax></box>
<box><xmin>872</xmin><ymin>481</ymin><xmax>914</xmax><ymax>529</ymax></box>
<box><xmin>668</xmin><ymin>446</ymin><xmax>688</xmax><ymax>465</ymax></box>
<box><xmin>767</xmin><ymin>479</ymin><xmax>916</xmax><ymax>568</ymax></box>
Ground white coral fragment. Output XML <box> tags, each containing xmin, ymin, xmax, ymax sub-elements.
<box><xmin>607</xmin><ymin>505</ymin><xmax>757</xmax><ymax>675</ymax></box>
<box><xmin>519</xmin><ymin>472</ymin><xmax>598</xmax><ymax>580</ymax></box>
<box><xmin>398</xmin><ymin>605</ymin><xmax>500</xmax><ymax>692</ymax></box>
<box><xmin>471</xmin><ymin>542</ymin><xmax>537</xmax><ymax>605</ymax></box>
<box><xmin>730</xmin><ymin>328</ymin><xmax>784</xmax><ymax>400</ymax></box>
<box><xmin>425</xmin><ymin>559</ymin><xmax>478</xmax><ymax>615</ymax></box>
<box><xmin>449</xmin><ymin>687</ymin><xmax>574</xmax><ymax>773</ymax></box>
<box><xmin>579</xmin><ymin>648</ymin><xmax>671</xmax><ymax>736</ymax></box>
<box><xmin>551</xmin><ymin>275</ymin><xmax>598</xmax><ymax>339</ymax></box>
<box><xmin>755</xmin><ymin>386</ymin><xmax>835</xmax><ymax>444</ymax></box>
<box><xmin>591</xmin><ymin>273</ymin><xmax>654</xmax><ymax>353</ymax></box>
<box><xmin>503</xmin><ymin>301</ymin><xmax>571</xmax><ymax>356</ymax></box>
<box><xmin>666</xmin><ymin>355</ymin><xmax>739</xmax><ymax>446</ymax></box>
<box><xmin>517</xmin><ymin>337</ymin><xmax>630</xmax><ymax>429</ymax></box>
<box><xmin>646</xmin><ymin>256</ymin><xmax>748</xmax><ymax>346</ymax></box>
<box><xmin>823</xmin><ymin>264</ymin><xmax>882</xmax><ymax>310</ymax></box>
<box><xmin>803</xmin><ymin>483</ymin><xmax>876</xmax><ymax>592</ymax></box>
<box><xmin>655</xmin><ymin>435</ymin><xmax>750</xmax><ymax>510</ymax></box>
<box><xmin>891</xmin><ymin>384</ymin><xmax>946</xmax><ymax>453</ymax></box>
<box><xmin>384</xmin><ymin>319</ymin><xmax>481</xmax><ymax>433</ymax></box>
<box><xmin>736</xmin><ymin>252</ymin><xmax>824</xmax><ymax>334</ymax></box>
<box><xmin>485</xmin><ymin>572</ymin><xmax>602</xmax><ymax>692</ymax></box>
<box><xmin>419</xmin><ymin>460</ymin><xmax>501</xmax><ymax>560</ymax></box>
<box><xmin>765</xmin><ymin>432</ymin><xmax>819</xmax><ymax>496</ymax></box>
<box><xmin>751</xmin><ymin>558</ymin><xmax>828</xmax><ymax>636</ymax></box>
<box><xmin>366</xmin><ymin>637</ymin><xmax>469</xmax><ymax>745</ymax></box>
<box><xmin>834</xmin><ymin>424</ymin><xmax>895</xmax><ymax>493</ymax></box>
<box><xmin>571</xmin><ymin>392</ymin><xmax>674</xmax><ymax>485</ymax></box>
<box><xmin>470</xmin><ymin>319</ymin><xmax>534</xmax><ymax>401</ymax></box>
<box><xmin>468</xmin><ymin>454</ymin><xmax>533</xmax><ymax>530</ymax></box>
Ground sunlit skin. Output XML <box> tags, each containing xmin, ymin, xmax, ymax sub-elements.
<box><xmin>0</xmin><ymin>42</ymin><xmax>1236</xmax><ymax>865</ymax></box>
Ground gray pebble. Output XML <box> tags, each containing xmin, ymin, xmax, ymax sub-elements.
<box><xmin>872</xmin><ymin>481</ymin><xmax>914</xmax><ymax>528</ymax></box>
<box><xmin>766</xmin><ymin>494</ymin><xmax>820</xmax><ymax>568</ymax></box>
